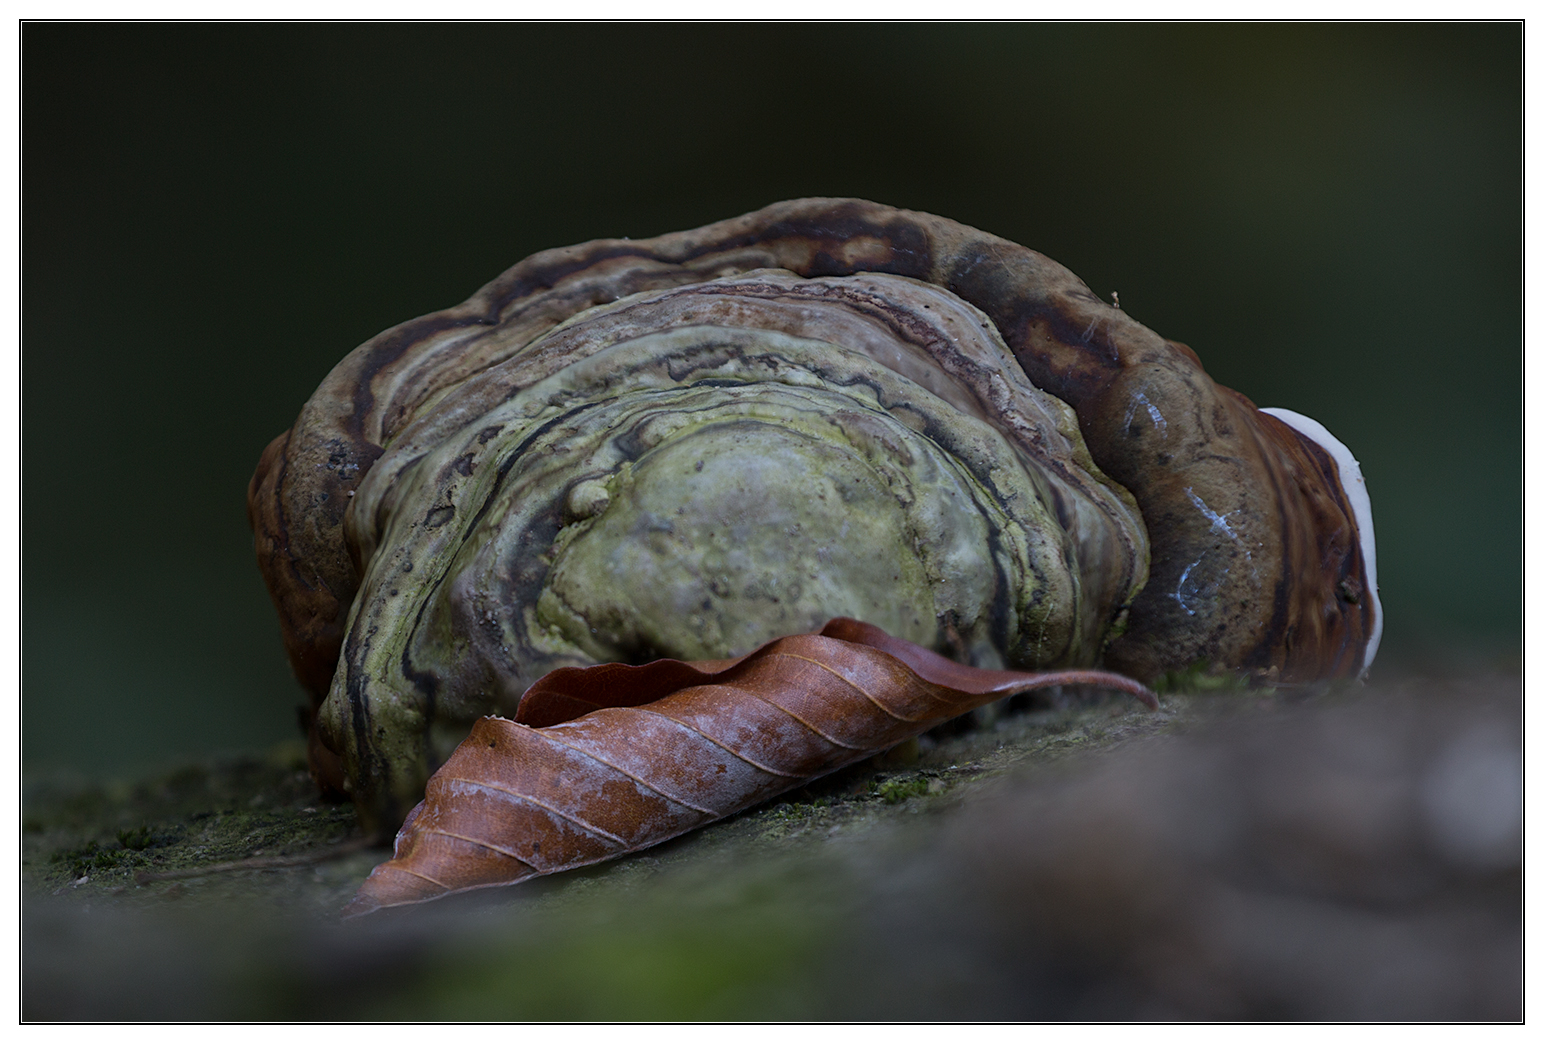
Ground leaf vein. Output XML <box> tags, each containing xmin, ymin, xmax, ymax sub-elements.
<box><xmin>518</xmin><ymin>730</ymin><xmax>722</xmax><ymax>816</ymax></box>
<box><xmin>734</xmin><ymin>685</ymin><xmax>870</xmax><ymax>750</ymax></box>
<box><xmin>632</xmin><ymin>704</ymin><xmax>816</xmax><ymax>775</ymax></box>
<box><xmin>425</xmin><ymin>827</ymin><xmax>540</xmax><ymax>871</ymax></box>
<box><xmin>770</xmin><ymin>651</ymin><xmax>929</xmax><ymax>724</ymax></box>
<box><xmin>441</xmin><ymin>775</ymin><xmax>631</xmax><ymax>844</ymax></box>
<box><xmin>391</xmin><ymin>865</ymin><xmax>451</xmax><ymax>891</ymax></box>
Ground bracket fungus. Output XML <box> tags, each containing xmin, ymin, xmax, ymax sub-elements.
<box><xmin>249</xmin><ymin>198</ymin><xmax>1380</xmax><ymax>837</ymax></box>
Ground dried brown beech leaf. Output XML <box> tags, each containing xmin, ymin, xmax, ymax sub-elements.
<box><xmin>344</xmin><ymin>618</ymin><xmax>1156</xmax><ymax>915</ymax></box>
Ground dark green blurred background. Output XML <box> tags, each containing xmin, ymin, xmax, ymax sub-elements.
<box><xmin>23</xmin><ymin>23</ymin><xmax>1521</xmax><ymax>777</ymax></box>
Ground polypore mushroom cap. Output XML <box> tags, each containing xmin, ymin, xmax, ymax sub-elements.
<box><xmin>249</xmin><ymin>198</ymin><xmax>1380</xmax><ymax>831</ymax></box>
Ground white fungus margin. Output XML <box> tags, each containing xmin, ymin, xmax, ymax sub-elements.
<box><xmin>1260</xmin><ymin>407</ymin><xmax>1382</xmax><ymax>676</ymax></box>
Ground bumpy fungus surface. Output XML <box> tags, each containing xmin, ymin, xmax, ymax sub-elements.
<box><xmin>249</xmin><ymin>198</ymin><xmax>1378</xmax><ymax>835</ymax></box>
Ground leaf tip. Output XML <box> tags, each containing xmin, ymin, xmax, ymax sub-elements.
<box><xmin>344</xmin><ymin>861</ymin><xmax>450</xmax><ymax>916</ymax></box>
<box><xmin>340</xmin><ymin>893</ymin><xmax>382</xmax><ymax>919</ymax></box>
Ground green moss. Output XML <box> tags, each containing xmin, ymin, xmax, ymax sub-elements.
<box><xmin>1153</xmin><ymin>659</ymin><xmax>1257</xmax><ymax>695</ymax></box>
<box><xmin>22</xmin><ymin>747</ymin><xmax>364</xmax><ymax>904</ymax></box>
<box><xmin>765</xmin><ymin>796</ymin><xmax>835</xmax><ymax>823</ymax></box>
<box><xmin>872</xmin><ymin>776</ymin><xmax>932</xmax><ymax>804</ymax></box>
